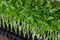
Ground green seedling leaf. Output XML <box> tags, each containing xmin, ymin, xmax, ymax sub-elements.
<box><xmin>47</xmin><ymin>16</ymin><xmax>54</xmax><ymax>20</ymax></box>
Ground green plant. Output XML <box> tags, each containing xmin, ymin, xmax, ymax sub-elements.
<box><xmin>0</xmin><ymin>0</ymin><xmax>60</xmax><ymax>40</ymax></box>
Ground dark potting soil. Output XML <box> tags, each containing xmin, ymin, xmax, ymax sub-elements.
<box><xmin>0</xmin><ymin>28</ymin><xmax>26</xmax><ymax>40</ymax></box>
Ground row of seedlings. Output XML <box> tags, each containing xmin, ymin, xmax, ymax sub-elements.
<box><xmin>0</xmin><ymin>15</ymin><xmax>59</xmax><ymax>40</ymax></box>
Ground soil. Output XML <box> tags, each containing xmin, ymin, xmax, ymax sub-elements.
<box><xmin>0</xmin><ymin>35</ymin><xmax>9</xmax><ymax>40</ymax></box>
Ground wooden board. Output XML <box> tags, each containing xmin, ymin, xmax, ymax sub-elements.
<box><xmin>0</xmin><ymin>35</ymin><xmax>9</xmax><ymax>40</ymax></box>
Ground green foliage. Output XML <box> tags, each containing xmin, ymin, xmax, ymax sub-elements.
<box><xmin>0</xmin><ymin>0</ymin><xmax>60</xmax><ymax>38</ymax></box>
